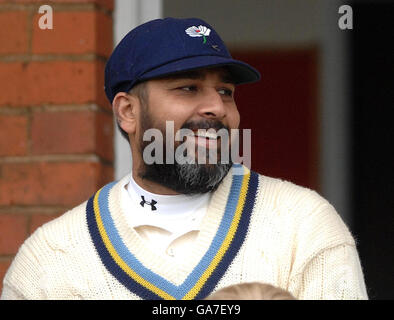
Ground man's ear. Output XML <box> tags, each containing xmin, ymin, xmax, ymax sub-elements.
<box><xmin>112</xmin><ymin>92</ymin><xmax>140</xmax><ymax>135</ymax></box>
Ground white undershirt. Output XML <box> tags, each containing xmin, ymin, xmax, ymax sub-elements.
<box><xmin>120</xmin><ymin>175</ymin><xmax>211</xmax><ymax>259</ymax></box>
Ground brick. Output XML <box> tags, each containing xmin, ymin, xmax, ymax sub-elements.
<box><xmin>0</xmin><ymin>215</ymin><xmax>28</xmax><ymax>255</ymax></box>
<box><xmin>31</xmin><ymin>110</ymin><xmax>113</xmax><ymax>161</ymax></box>
<box><xmin>95</xmin><ymin>9</ymin><xmax>113</xmax><ymax>57</ymax></box>
<box><xmin>0</xmin><ymin>161</ymin><xmax>113</xmax><ymax>206</ymax></box>
<box><xmin>94</xmin><ymin>58</ymin><xmax>111</xmax><ymax>110</ymax></box>
<box><xmin>0</xmin><ymin>115</ymin><xmax>28</xmax><ymax>156</ymax></box>
<box><xmin>0</xmin><ymin>258</ymin><xmax>12</xmax><ymax>294</ymax></box>
<box><xmin>0</xmin><ymin>62</ymin><xmax>25</xmax><ymax>106</ymax></box>
<box><xmin>0</xmin><ymin>61</ymin><xmax>109</xmax><ymax>107</ymax></box>
<box><xmin>32</xmin><ymin>11</ymin><xmax>113</xmax><ymax>57</ymax></box>
<box><xmin>26</xmin><ymin>61</ymin><xmax>96</xmax><ymax>106</ymax></box>
<box><xmin>31</xmin><ymin>110</ymin><xmax>95</xmax><ymax>155</ymax></box>
<box><xmin>29</xmin><ymin>213</ymin><xmax>62</xmax><ymax>234</ymax></box>
<box><xmin>94</xmin><ymin>111</ymin><xmax>113</xmax><ymax>162</ymax></box>
<box><xmin>0</xmin><ymin>11</ymin><xmax>29</xmax><ymax>54</ymax></box>
<box><xmin>98</xmin><ymin>163</ymin><xmax>113</xmax><ymax>187</ymax></box>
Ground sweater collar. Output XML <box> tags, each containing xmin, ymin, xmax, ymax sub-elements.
<box><xmin>86</xmin><ymin>164</ymin><xmax>259</xmax><ymax>300</ymax></box>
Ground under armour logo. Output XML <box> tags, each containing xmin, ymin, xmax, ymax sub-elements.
<box><xmin>140</xmin><ymin>196</ymin><xmax>157</xmax><ymax>211</ymax></box>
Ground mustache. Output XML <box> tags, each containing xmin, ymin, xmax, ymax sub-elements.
<box><xmin>180</xmin><ymin>119</ymin><xmax>229</xmax><ymax>132</ymax></box>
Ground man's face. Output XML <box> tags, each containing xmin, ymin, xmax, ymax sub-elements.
<box><xmin>135</xmin><ymin>67</ymin><xmax>240</xmax><ymax>194</ymax></box>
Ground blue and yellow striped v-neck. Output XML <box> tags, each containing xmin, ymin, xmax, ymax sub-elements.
<box><xmin>86</xmin><ymin>164</ymin><xmax>259</xmax><ymax>300</ymax></box>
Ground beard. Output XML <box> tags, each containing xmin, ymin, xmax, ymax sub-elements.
<box><xmin>138</xmin><ymin>112</ymin><xmax>233</xmax><ymax>195</ymax></box>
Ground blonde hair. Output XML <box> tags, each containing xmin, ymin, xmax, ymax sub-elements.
<box><xmin>205</xmin><ymin>282</ymin><xmax>296</xmax><ymax>300</ymax></box>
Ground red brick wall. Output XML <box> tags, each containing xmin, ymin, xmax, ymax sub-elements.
<box><xmin>0</xmin><ymin>0</ymin><xmax>114</xmax><ymax>293</ymax></box>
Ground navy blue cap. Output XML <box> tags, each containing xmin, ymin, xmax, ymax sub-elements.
<box><xmin>104</xmin><ymin>17</ymin><xmax>261</xmax><ymax>103</ymax></box>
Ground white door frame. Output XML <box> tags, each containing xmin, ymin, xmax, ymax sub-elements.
<box><xmin>113</xmin><ymin>0</ymin><xmax>163</xmax><ymax>180</ymax></box>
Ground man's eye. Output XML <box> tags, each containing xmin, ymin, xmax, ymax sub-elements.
<box><xmin>218</xmin><ymin>88</ymin><xmax>234</xmax><ymax>97</ymax></box>
<box><xmin>180</xmin><ymin>85</ymin><xmax>197</xmax><ymax>92</ymax></box>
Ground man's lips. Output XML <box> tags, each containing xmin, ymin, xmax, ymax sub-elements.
<box><xmin>191</xmin><ymin>129</ymin><xmax>219</xmax><ymax>140</ymax></box>
<box><xmin>184</xmin><ymin>129</ymin><xmax>222</xmax><ymax>149</ymax></box>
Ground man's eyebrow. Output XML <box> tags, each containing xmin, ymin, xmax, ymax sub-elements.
<box><xmin>220</xmin><ymin>72</ymin><xmax>236</xmax><ymax>84</ymax></box>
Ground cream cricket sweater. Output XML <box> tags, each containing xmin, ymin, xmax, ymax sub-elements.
<box><xmin>1</xmin><ymin>165</ymin><xmax>368</xmax><ymax>300</ymax></box>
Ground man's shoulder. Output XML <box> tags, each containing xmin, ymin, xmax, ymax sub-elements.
<box><xmin>222</xmin><ymin>167</ymin><xmax>331</xmax><ymax>216</ymax></box>
<box><xmin>252</xmin><ymin>170</ymin><xmax>355</xmax><ymax>245</ymax></box>
<box><xmin>35</xmin><ymin>176</ymin><xmax>127</xmax><ymax>238</ymax></box>
<box><xmin>33</xmin><ymin>176</ymin><xmax>128</xmax><ymax>244</ymax></box>
<box><xmin>26</xmin><ymin>199</ymin><xmax>90</xmax><ymax>252</ymax></box>
<box><xmin>2</xmin><ymin>196</ymin><xmax>102</xmax><ymax>299</ymax></box>
<box><xmin>252</xmin><ymin>170</ymin><xmax>330</xmax><ymax>210</ymax></box>
<box><xmin>252</xmin><ymin>171</ymin><xmax>350</xmax><ymax>230</ymax></box>
<box><xmin>41</xmin><ymin>199</ymin><xmax>88</xmax><ymax>230</ymax></box>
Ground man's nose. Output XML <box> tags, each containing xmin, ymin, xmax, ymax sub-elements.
<box><xmin>196</xmin><ymin>89</ymin><xmax>226</xmax><ymax>120</ymax></box>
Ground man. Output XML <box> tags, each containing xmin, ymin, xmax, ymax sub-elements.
<box><xmin>1</xmin><ymin>18</ymin><xmax>368</xmax><ymax>300</ymax></box>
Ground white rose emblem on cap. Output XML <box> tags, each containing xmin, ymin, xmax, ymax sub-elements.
<box><xmin>185</xmin><ymin>25</ymin><xmax>211</xmax><ymax>43</ymax></box>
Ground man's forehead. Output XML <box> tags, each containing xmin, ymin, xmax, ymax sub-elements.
<box><xmin>155</xmin><ymin>67</ymin><xmax>235</xmax><ymax>84</ymax></box>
